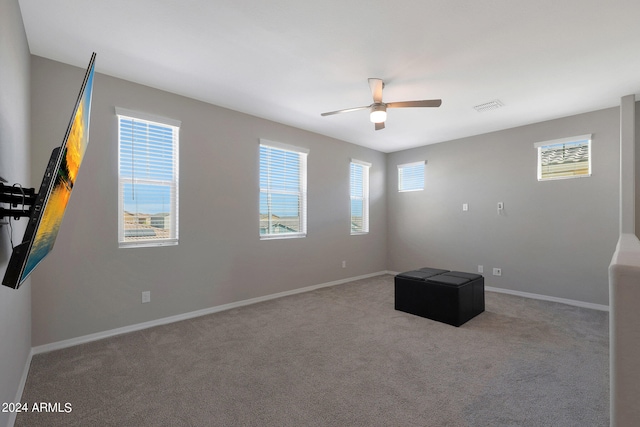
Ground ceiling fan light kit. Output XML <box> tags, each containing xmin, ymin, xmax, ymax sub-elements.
<box><xmin>321</xmin><ymin>78</ymin><xmax>442</xmax><ymax>131</ymax></box>
<box><xmin>369</xmin><ymin>104</ymin><xmax>387</xmax><ymax>123</ymax></box>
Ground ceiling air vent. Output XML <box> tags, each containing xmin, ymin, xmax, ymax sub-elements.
<box><xmin>474</xmin><ymin>99</ymin><xmax>503</xmax><ymax>112</ymax></box>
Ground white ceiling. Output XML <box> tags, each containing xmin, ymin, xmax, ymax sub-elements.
<box><xmin>18</xmin><ymin>0</ymin><xmax>640</xmax><ymax>153</ymax></box>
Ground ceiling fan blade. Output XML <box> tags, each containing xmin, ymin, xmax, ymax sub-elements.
<box><xmin>375</xmin><ymin>122</ymin><xmax>385</xmax><ymax>131</ymax></box>
<box><xmin>321</xmin><ymin>105</ymin><xmax>370</xmax><ymax>116</ymax></box>
<box><xmin>386</xmin><ymin>99</ymin><xmax>442</xmax><ymax>108</ymax></box>
<box><xmin>368</xmin><ymin>78</ymin><xmax>384</xmax><ymax>103</ymax></box>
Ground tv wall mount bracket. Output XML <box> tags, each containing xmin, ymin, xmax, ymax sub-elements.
<box><xmin>0</xmin><ymin>180</ymin><xmax>37</xmax><ymax>220</ymax></box>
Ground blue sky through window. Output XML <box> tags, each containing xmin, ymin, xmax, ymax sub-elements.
<box><xmin>120</xmin><ymin>119</ymin><xmax>176</xmax><ymax>215</ymax></box>
<box><xmin>350</xmin><ymin>163</ymin><xmax>364</xmax><ymax>217</ymax></box>
<box><xmin>123</xmin><ymin>183</ymin><xmax>172</xmax><ymax>214</ymax></box>
<box><xmin>259</xmin><ymin>145</ymin><xmax>302</xmax><ymax>217</ymax></box>
<box><xmin>398</xmin><ymin>162</ymin><xmax>424</xmax><ymax>191</ymax></box>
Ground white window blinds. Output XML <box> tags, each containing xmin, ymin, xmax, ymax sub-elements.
<box><xmin>398</xmin><ymin>161</ymin><xmax>425</xmax><ymax>192</ymax></box>
<box><xmin>350</xmin><ymin>160</ymin><xmax>370</xmax><ymax>234</ymax></box>
<box><xmin>259</xmin><ymin>140</ymin><xmax>308</xmax><ymax>239</ymax></box>
<box><xmin>534</xmin><ymin>135</ymin><xmax>591</xmax><ymax>181</ymax></box>
<box><xmin>117</xmin><ymin>108</ymin><xmax>180</xmax><ymax>247</ymax></box>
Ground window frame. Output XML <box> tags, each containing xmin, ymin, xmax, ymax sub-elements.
<box><xmin>534</xmin><ymin>134</ymin><xmax>592</xmax><ymax>181</ymax></box>
<box><xmin>397</xmin><ymin>161</ymin><xmax>425</xmax><ymax>192</ymax></box>
<box><xmin>116</xmin><ymin>107</ymin><xmax>180</xmax><ymax>248</ymax></box>
<box><xmin>350</xmin><ymin>159</ymin><xmax>371</xmax><ymax>235</ymax></box>
<box><xmin>259</xmin><ymin>139</ymin><xmax>309</xmax><ymax>240</ymax></box>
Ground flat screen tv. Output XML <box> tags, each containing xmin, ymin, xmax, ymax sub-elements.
<box><xmin>2</xmin><ymin>52</ymin><xmax>96</xmax><ymax>289</ymax></box>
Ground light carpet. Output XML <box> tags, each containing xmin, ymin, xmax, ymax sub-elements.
<box><xmin>16</xmin><ymin>274</ymin><xmax>609</xmax><ymax>426</ymax></box>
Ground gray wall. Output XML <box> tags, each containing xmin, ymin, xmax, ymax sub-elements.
<box><xmin>0</xmin><ymin>0</ymin><xmax>32</xmax><ymax>425</ymax></box>
<box><xmin>387</xmin><ymin>109</ymin><xmax>620</xmax><ymax>306</ymax></box>
<box><xmin>11</xmin><ymin>29</ymin><xmax>630</xmax><ymax>355</ymax></box>
<box><xmin>29</xmin><ymin>56</ymin><xmax>387</xmax><ymax>346</ymax></box>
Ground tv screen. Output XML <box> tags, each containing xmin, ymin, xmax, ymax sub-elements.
<box><xmin>2</xmin><ymin>52</ymin><xmax>96</xmax><ymax>289</ymax></box>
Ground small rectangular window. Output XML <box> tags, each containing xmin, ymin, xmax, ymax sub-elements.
<box><xmin>259</xmin><ymin>140</ymin><xmax>308</xmax><ymax>239</ymax></box>
<box><xmin>116</xmin><ymin>108</ymin><xmax>180</xmax><ymax>248</ymax></box>
<box><xmin>398</xmin><ymin>161</ymin><xmax>425</xmax><ymax>192</ymax></box>
<box><xmin>534</xmin><ymin>134</ymin><xmax>591</xmax><ymax>181</ymax></box>
<box><xmin>350</xmin><ymin>159</ymin><xmax>370</xmax><ymax>234</ymax></box>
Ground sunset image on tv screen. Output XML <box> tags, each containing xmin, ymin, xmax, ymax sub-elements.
<box><xmin>21</xmin><ymin>65</ymin><xmax>94</xmax><ymax>282</ymax></box>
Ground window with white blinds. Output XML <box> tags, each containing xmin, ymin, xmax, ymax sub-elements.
<box><xmin>350</xmin><ymin>159</ymin><xmax>370</xmax><ymax>234</ymax></box>
<box><xmin>259</xmin><ymin>140</ymin><xmax>308</xmax><ymax>239</ymax></box>
<box><xmin>398</xmin><ymin>161</ymin><xmax>425</xmax><ymax>192</ymax></box>
<box><xmin>116</xmin><ymin>108</ymin><xmax>180</xmax><ymax>248</ymax></box>
<box><xmin>534</xmin><ymin>134</ymin><xmax>591</xmax><ymax>181</ymax></box>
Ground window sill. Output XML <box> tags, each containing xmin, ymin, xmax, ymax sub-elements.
<box><xmin>538</xmin><ymin>173</ymin><xmax>591</xmax><ymax>182</ymax></box>
<box><xmin>260</xmin><ymin>233</ymin><xmax>306</xmax><ymax>241</ymax></box>
<box><xmin>119</xmin><ymin>239</ymin><xmax>179</xmax><ymax>249</ymax></box>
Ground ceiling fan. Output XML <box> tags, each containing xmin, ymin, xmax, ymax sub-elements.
<box><xmin>321</xmin><ymin>78</ymin><xmax>442</xmax><ymax>130</ymax></box>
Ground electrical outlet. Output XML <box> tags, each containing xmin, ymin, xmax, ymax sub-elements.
<box><xmin>478</xmin><ymin>265</ymin><xmax>484</xmax><ymax>274</ymax></box>
<box><xmin>142</xmin><ymin>291</ymin><xmax>150</xmax><ymax>303</ymax></box>
<box><xmin>462</xmin><ymin>203</ymin><xmax>469</xmax><ymax>211</ymax></box>
<box><xmin>493</xmin><ymin>268</ymin><xmax>502</xmax><ymax>276</ymax></box>
<box><xmin>342</xmin><ymin>260</ymin><xmax>346</xmax><ymax>268</ymax></box>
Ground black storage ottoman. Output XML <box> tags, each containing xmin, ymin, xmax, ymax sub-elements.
<box><xmin>395</xmin><ymin>268</ymin><xmax>485</xmax><ymax>327</ymax></box>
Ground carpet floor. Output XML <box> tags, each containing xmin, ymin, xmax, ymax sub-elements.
<box><xmin>16</xmin><ymin>274</ymin><xmax>609</xmax><ymax>426</ymax></box>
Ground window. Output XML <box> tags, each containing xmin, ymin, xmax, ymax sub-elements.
<box><xmin>259</xmin><ymin>140</ymin><xmax>308</xmax><ymax>239</ymax></box>
<box><xmin>534</xmin><ymin>134</ymin><xmax>591</xmax><ymax>181</ymax></box>
<box><xmin>116</xmin><ymin>108</ymin><xmax>180</xmax><ymax>248</ymax></box>
<box><xmin>398</xmin><ymin>161</ymin><xmax>425</xmax><ymax>192</ymax></box>
<box><xmin>350</xmin><ymin>159</ymin><xmax>370</xmax><ymax>234</ymax></box>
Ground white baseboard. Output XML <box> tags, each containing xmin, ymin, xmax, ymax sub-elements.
<box><xmin>7</xmin><ymin>348</ymin><xmax>33</xmax><ymax>427</ymax></box>
<box><xmin>485</xmin><ymin>286</ymin><xmax>609</xmax><ymax>312</ymax></box>
<box><xmin>32</xmin><ymin>271</ymin><xmax>391</xmax><ymax>355</ymax></box>
<box><xmin>30</xmin><ymin>269</ymin><xmax>608</xmax><ymax>355</ymax></box>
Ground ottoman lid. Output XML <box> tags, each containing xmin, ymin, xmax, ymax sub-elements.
<box><xmin>418</xmin><ymin>267</ymin><xmax>450</xmax><ymax>276</ymax></box>
<box><xmin>426</xmin><ymin>274</ymin><xmax>471</xmax><ymax>286</ymax></box>
<box><xmin>396</xmin><ymin>270</ymin><xmax>438</xmax><ymax>281</ymax></box>
<box><xmin>442</xmin><ymin>271</ymin><xmax>482</xmax><ymax>280</ymax></box>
